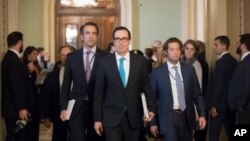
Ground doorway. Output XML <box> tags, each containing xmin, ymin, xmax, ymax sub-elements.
<box><xmin>55</xmin><ymin>0</ymin><xmax>120</xmax><ymax>58</ymax></box>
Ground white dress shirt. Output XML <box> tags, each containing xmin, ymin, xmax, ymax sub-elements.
<box><xmin>218</xmin><ymin>51</ymin><xmax>229</xmax><ymax>59</ymax></box>
<box><xmin>59</xmin><ymin>66</ymin><xmax>65</xmax><ymax>90</ymax></box>
<box><xmin>167</xmin><ymin>61</ymin><xmax>184</xmax><ymax>109</ymax></box>
<box><xmin>9</xmin><ymin>49</ymin><xmax>21</xmax><ymax>58</ymax></box>
<box><xmin>115</xmin><ymin>52</ymin><xmax>130</xmax><ymax>86</ymax></box>
<box><xmin>241</xmin><ymin>51</ymin><xmax>250</xmax><ymax>61</ymax></box>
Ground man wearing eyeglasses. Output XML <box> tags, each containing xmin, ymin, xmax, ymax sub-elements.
<box><xmin>93</xmin><ymin>26</ymin><xmax>155</xmax><ymax>141</ymax></box>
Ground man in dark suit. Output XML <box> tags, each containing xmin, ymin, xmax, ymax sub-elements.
<box><xmin>228</xmin><ymin>33</ymin><xmax>250</xmax><ymax>124</ymax></box>
<box><xmin>43</xmin><ymin>45</ymin><xmax>75</xmax><ymax>141</ymax></box>
<box><xmin>1</xmin><ymin>31</ymin><xmax>33</xmax><ymax>141</ymax></box>
<box><xmin>94</xmin><ymin>26</ymin><xmax>155</xmax><ymax>141</ymax></box>
<box><xmin>206</xmin><ymin>36</ymin><xmax>237</xmax><ymax>141</ymax></box>
<box><xmin>150</xmin><ymin>37</ymin><xmax>206</xmax><ymax>141</ymax></box>
<box><xmin>60</xmin><ymin>22</ymin><xmax>107</xmax><ymax>141</ymax></box>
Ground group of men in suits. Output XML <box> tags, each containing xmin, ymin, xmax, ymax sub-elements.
<box><xmin>59</xmin><ymin>23</ymin><xmax>156</xmax><ymax>141</ymax></box>
<box><xmin>2</xmin><ymin>22</ymin><xmax>250</xmax><ymax>141</ymax></box>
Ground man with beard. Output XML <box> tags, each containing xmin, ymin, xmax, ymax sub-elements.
<box><xmin>1</xmin><ymin>31</ymin><xmax>34</xmax><ymax>141</ymax></box>
<box><xmin>228</xmin><ymin>33</ymin><xmax>250</xmax><ymax>124</ymax></box>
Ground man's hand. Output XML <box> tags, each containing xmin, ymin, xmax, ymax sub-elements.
<box><xmin>146</xmin><ymin>112</ymin><xmax>155</xmax><ymax>122</ymax></box>
<box><xmin>27</xmin><ymin>62</ymin><xmax>35</xmax><ymax>73</ymax></box>
<box><xmin>198</xmin><ymin>117</ymin><xmax>206</xmax><ymax>130</ymax></box>
<box><xmin>210</xmin><ymin>107</ymin><xmax>218</xmax><ymax>118</ymax></box>
<box><xmin>150</xmin><ymin>125</ymin><xmax>159</xmax><ymax>137</ymax></box>
<box><xmin>43</xmin><ymin>118</ymin><xmax>52</xmax><ymax>128</ymax></box>
<box><xmin>60</xmin><ymin>110</ymin><xmax>67</xmax><ymax>121</ymax></box>
<box><xmin>94</xmin><ymin>122</ymin><xmax>103</xmax><ymax>136</ymax></box>
<box><xmin>19</xmin><ymin>109</ymin><xmax>29</xmax><ymax>120</ymax></box>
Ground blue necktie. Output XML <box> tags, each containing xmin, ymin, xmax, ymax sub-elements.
<box><xmin>119</xmin><ymin>58</ymin><xmax>126</xmax><ymax>88</ymax></box>
<box><xmin>173</xmin><ymin>66</ymin><xmax>186</xmax><ymax>111</ymax></box>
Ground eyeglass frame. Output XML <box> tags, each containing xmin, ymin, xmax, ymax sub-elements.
<box><xmin>113</xmin><ymin>37</ymin><xmax>130</xmax><ymax>43</ymax></box>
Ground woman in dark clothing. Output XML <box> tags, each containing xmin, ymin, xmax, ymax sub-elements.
<box><xmin>22</xmin><ymin>46</ymin><xmax>41</xmax><ymax>141</ymax></box>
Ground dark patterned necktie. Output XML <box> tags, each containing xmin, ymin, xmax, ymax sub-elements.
<box><xmin>85</xmin><ymin>51</ymin><xmax>92</xmax><ymax>83</ymax></box>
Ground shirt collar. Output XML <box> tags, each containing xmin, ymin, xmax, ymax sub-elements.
<box><xmin>241</xmin><ymin>51</ymin><xmax>250</xmax><ymax>61</ymax></box>
<box><xmin>83</xmin><ymin>46</ymin><xmax>97</xmax><ymax>54</ymax></box>
<box><xmin>167</xmin><ymin>60</ymin><xmax>181</xmax><ymax>69</ymax></box>
<box><xmin>9</xmin><ymin>49</ymin><xmax>20</xmax><ymax>58</ymax></box>
<box><xmin>218</xmin><ymin>51</ymin><xmax>228</xmax><ymax>59</ymax></box>
<box><xmin>115</xmin><ymin>51</ymin><xmax>130</xmax><ymax>62</ymax></box>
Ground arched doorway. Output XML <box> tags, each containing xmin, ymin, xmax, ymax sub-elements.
<box><xmin>55</xmin><ymin>0</ymin><xmax>120</xmax><ymax>57</ymax></box>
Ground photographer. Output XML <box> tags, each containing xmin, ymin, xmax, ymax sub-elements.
<box><xmin>1</xmin><ymin>31</ymin><xmax>34</xmax><ymax>141</ymax></box>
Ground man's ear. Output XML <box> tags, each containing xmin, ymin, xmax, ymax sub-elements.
<box><xmin>17</xmin><ymin>40</ymin><xmax>22</xmax><ymax>46</ymax></box>
<box><xmin>241</xmin><ymin>43</ymin><xmax>246</xmax><ymax>51</ymax></box>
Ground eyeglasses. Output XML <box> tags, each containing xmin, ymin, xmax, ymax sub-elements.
<box><xmin>114</xmin><ymin>37</ymin><xmax>130</xmax><ymax>43</ymax></box>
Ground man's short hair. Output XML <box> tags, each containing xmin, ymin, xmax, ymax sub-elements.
<box><xmin>37</xmin><ymin>47</ymin><xmax>44</xmax><ymax>53</ymax></box>
<box><xmin>59</xmin><ymin>45</ymin><xmax>76</xmax><ymax>53</ymax></box>
<box><xmin>239</xmin><ymin>33</ymin><xmax>250</xmax><ymax>51</ymax></box>
<box><xmin>7</xmin><ymin>31</ymin><xmax>23</xmax><ymax>47</ymax></box>
<box><xmin>214</xmin><ymin>35</ymin><xmax>230</xmax><ymax>50</ymax></box>
<box><xmin>163</xmin><ymin>37</ymin><xmax>183</xmax><ymax>51</ymax></box>
<box><xmin>80</xmin><ymin>22</ymin><xmax>99</xmax><ymax>35</ymax></box>
<box><xmin>112</xmin><ymin>26</ymin><xmax>131</xmax><ymax>40</ymax></box>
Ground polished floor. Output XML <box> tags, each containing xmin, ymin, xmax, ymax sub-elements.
<box><xmin>38</xmin><ymin>123</ymin><xmax>227</xmax><ymax>141</ymax></box>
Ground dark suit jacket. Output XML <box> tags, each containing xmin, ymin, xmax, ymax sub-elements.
<box><xmin>60</xmin><ymin>48</ymin><xmax>107</xmax><ymax>119</ymax></box>
<box><xmin>146</xmin><ymin>58</ymin><xmax>156</xmax><ymax>74</ymax></box>
<box><xmin>150</xmin><ymin>62</ymin><xmax>205</xmax><ymax>135</ymax></box>
<box><xmin>1</xmin><ymin>50</ymin><xmax>33</xmax><ymax>118</ymax></box>
<box><xmin>43</xmin><ymin>67</ymin><xmax>61</xmax><ymax>121</ymax></box>
<box><xmin>205</xmin><ymin>53</ymin><xmax>237</xmax><ymax>111</ymax></box>
<box><xmin>228</xmin><ymin>54</ymin><xmax>250</xmax><ymax>111</ymax></box>
<box><xmin>197</xmin><ymin>52</ymin><xmax>209</xmax><ymax>94</ymax></box>
<box><xmin>94</xmin><ymin>53</ymin><xmax>155</xmax><ymax>128</ymax></box>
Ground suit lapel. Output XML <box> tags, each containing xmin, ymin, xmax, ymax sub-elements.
<box><xmin>76</xmin><ymin>48</ymin><xmax>87</xmax><ymax>84</ymax></box>
<box><xmin>164</xmin><ymin>63</ymin><xmax>173</xmax><ymax>95</ymax></box>
<box><xmin>55</xmin><ymin>68</ymin><xmax>60</xmax><ymax>88</ymax></box>
<box><xmin>126</xmin><ymin>53</ymin><xmax>136</xmax><ymax>89</ymax></box>
<box><xmin>180</xmin><ymin>63</ymin><xmax>187</xmax><ymax>97</ymax></box>
<box><xmin>89</xmin><ymin>48</ymin><xmax>100</xmax><ymax>82</ymax></box>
